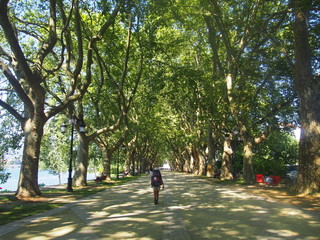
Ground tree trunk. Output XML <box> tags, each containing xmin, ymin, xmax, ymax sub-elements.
<box><xmin>192</xmin><ymin>147</ymin><xmax>200</xmax><ymax>175</ymax></box>
<box><xmin>184</xmin><ymin>150</ymin><xmax>191</xmax><ymax>172</ymax></box>
<box><xmin>101</xmin><ymin>147</ymin><xmax>112</xmax><ymax>180</ymax></box>
<box><xmin>242</xmin><ymin>140</ymin><xmax>255</xmax><ymax>184</ymax></box>
<box><xmin>189</xmin><ymin>153</ymin><xmax>194</xmax><ymax>173</ymax></box>
<box><xmin>16</xmin><ymin>119</ymin><xmax>44</xmax><ymax>198</ymax></box>
<box><xmin>73</xmin><ymin>133</ymin><xmax>89</xmax><ymax>186</ymax></box>
<box><xmin>206</xmin><ymin>126</ymin><xmax>215</xmax><ymax>177</ymax></box>
<box><xmin>180</xmin><ymin>157</ymin><xmax>184</xmax><ymax>172</ymax></box>
<box><xmin>131</xmin><ymin>149</ymin><xmax>136</xmax><ymax>175</ymax></box>
<box><xmin>198</xmin><ymin>149</ymin><xmax>206</xmax><ymax>176</ymax></box>
<box><xmin>125</xmin><ymin>149</ymin><xmax>131</xmax><ymax>173</ymax></box>
<box><xmin>293</xmin><ymin>1</ymin><xmax>320</xmax><ymax>194</ymax></box>
<box><xmin>221</xmin><ymin>138</ymin><xmax>233</xmax><ymax>180</ymax></box>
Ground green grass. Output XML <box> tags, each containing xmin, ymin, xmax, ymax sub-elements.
<box><xmin>213</xmin><ymin>178</ymin><xmax>246</xmax><ymax>185</ymax></box>
<box><xmin>0</xmin><ymin>175</ymin><xmax>140</xmax><ymax>226</ymax></box>
<box><xmin>0</xmin><ymin>202</ymin><xmax>63</xmax><ymax>226</ymax></box>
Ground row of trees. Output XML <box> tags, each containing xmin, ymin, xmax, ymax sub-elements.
<box><xmin>0</xmin><ymin>0</ymin><xmax>319</xmax><ymax>198</ymax></box>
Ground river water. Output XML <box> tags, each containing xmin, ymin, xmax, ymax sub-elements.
<box><xmin>1</xmin><ymin>167</ymin><xmax>97</xmax><ymax>191</ymax></box>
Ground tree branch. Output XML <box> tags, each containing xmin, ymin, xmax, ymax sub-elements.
<box><xmin>45</xmin><ymin>92</ymin><xmax>81</xmax><ymax>119</ymax></box>
<box><xmin>80</xmin><ymin>0</ymin><xmax>123</xmax><ymax>95</ymax></box>
<box><xmin>0</xmin><ymin>99</ymin><xmax>25</xmax><ymax>124</ymax></box>
<box><xmin>36</xmin><ymin>0</ymin><xmax>58</xmax><ymax>67</ymax></box>
<box><xmin>73</xmin><ymin>0</ymin><xmax>83</xmax><ymax>81</ymax></box>
<box><xmin>257</xmin><ymin>96</ymin><xmax>295</xmax><ymax>124</ymax></box>
<box><xmin>0</xmin><ymin>60</ymin><xmax>34</xmax><ymax>112</ymax></box>
<box><xmin>0</xmin><ymin>0</ymin><xmax>43</xmax><ymax>95</ymax></box>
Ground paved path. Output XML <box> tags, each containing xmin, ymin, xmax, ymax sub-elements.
<box><xmin>0</xmin><ymin>171</ymin><xmax>319</xmax><ymax>239</ymax></box>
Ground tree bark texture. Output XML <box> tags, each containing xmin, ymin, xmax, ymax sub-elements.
<box><xmin>101</xmin><ymin>147</ymin><xmax>112</xmax><ymax>180</ymax></box>
<box><xmin>293</xmin><ymin>1</ymin><xmax>320</xmax><ymax>194</ymax></box>
<box><xmin>189</xmin><ymin>148</ymin><xmax>196</xmax><ymax>173</ymax></box>
<box><xmin>191</xmin><ymin>148</ymin><xmax>200</xmax><ymax>175</ymax></box>
<box><xmin>73</xmin><ymin>134</ymin><xmax>89</xmax><ymax>186</ymax></box>
<box><xmin>197</xmin><ymin>149</ymin><xmax>206</xmax><ymax>176</ymax></box>
<box><xmin>242</xmin><ymin>140</ymin><xmax>255</xmax><ymax>184</ymax></box>
<box><xmin>183</xmin><ymin>151</ymin><xmax>191</xmax><ymax>172</ymax></box>
<box><xmin>130</xmin><ymin>149</ymin><xmax>136</xmax><ymax>175</ymax></box>
<box><xmin>16</xmin><ymin>118</ymin><xmax>44</xmax><ymax>198</ymax></box>
<box><xmin>221</xmin><ymin>139</ymin><xmax>233</xmax><ymax>180</ymax></box>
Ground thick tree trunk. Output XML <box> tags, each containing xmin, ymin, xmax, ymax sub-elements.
<box><xmin>294</xmin><ymin>1</ymin><xmax>320</xmax><ymax>194</ymax></box>
<box><xmin>189</xmin><ymin>153</ymin><xmax>195</xmax><ymax>173</ymax></box>
<box><xmin>16</xmin><ymin>119</ymin><xmax>44</xmax><ymax>198</ymax></box>
<box><xmin>242</xmin><ymin>140</ymin><xmax>255</xmax><ymax>184</ymax></box>
<box><xmin>174</xmin><ymin>151</ymin><xmax>185</xmax><ymax>172</ymax></box>
<box><xmin>101</xmin><ymin>147</ymin><xmax>112</xmax><ymax>180</ymax></box>
<box><xmin>198</xmin><ymin>149</ymin><xmax>206</xmax><ymax>176</ymax></box>
<box><xmin>192</xmin><ymin>148</ymin><xmax>200</xmax><ymax>175</ymax></box>
<box><xmin>221</xmin><ymin>138</ymin><xmax>233</xmax><ymax>180</ymax></box>
<box><xmin>125</xmin><ymin>150</ymin><xmax>131</xmax><ymax>173</ymax></box>
<box><xmin>184</xmin><ymin>150</ymin><xmax>191</xmax><ymax>172</ymax></box>
<box><xmin>180</xmin><ymin>158</ymin><xmax>184</xmax><ymax>172</ymax></box>
<box><xmin>73</xmin><ymin>134</ymin><xmax>89</xmax><ymax>186</ymax></box>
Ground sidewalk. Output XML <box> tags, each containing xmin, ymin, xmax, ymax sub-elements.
<box><xmin>0</xmin><ymin>174</ymin><xmax>166</xmax><ymax>239</ymax></box>
<box><xmin>0</xmin><ymin>171</ymin><xmax>319</xmax><ymax>239</ymax></box>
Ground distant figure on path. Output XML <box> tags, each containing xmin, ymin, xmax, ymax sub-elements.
<box><xmin>146</xmin><ymin>167</ymin><xmax>153</xmax><ymax>177</ymax></box>
<box><xmin>151</xmin><ymin>168</ymin><xmax>164</xmax><ymax>205</ymax></box>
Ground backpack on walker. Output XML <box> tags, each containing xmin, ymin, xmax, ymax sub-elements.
<box><xmin>151</xmin><ymin>170</ymin><xmax>162</xmax><ymax>187</ymax></box>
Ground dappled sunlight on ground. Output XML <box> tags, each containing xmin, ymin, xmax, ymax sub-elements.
<box><xmin>278</xmin><ymin>208</ymin><xmax>314</xmax><ymax>218</ymax></box>
<box><xmin>266</xmin><ymin>229</ymin><xmax>299</xmax><ymax>237</ymax></box>
<box><xmin>44</xmin><ymin>225</ymin><xmax>77</xmax><ymax>238</ymax></box>
<box><xmin>4</xmin><ymin>209</ymin><xmax>87</xmax><ymax>239</ymax></box>
<box><xmin>163</xmin><ymin>172</ymin><xmax>320</xmax><ymax>240</ymax></box>
<box><xmin>168</xmin><ymin>205</ymin><xmax>193</xmax><ymax>210</ymax></box>
<box><xmin>1</xmin><ymin>171</ymin><xmax>319</xmax><ymax>239</ymax></box>
<box><xmin>107</xmin><ymin>231</ymin><xmax>136</xmax><ymax>239</ymax></box>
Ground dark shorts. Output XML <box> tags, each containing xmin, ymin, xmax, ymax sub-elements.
<box><xmin>153</xmin><ymin>186</ymin><xmax>160</xmax><ymax>191</ymax></box>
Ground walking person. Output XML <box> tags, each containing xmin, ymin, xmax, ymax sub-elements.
<box><xmin>151</xmin><ymin>168</ymin><xmax>164</xmax><ymax>205</ymax></box>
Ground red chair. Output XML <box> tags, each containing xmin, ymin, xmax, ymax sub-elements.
<box><xmin>256</xmin><ymin>174</ymin><xmax>265</xmax><ymax>183</ymax></box>
<box><xmin>270</xmin><ymin>176</ymin><xmax>281</xmax><ymax>185</ymax></box>
<box><xmin>256</xmin><ymin>174</ymin><xmax>281</xmax><ymax>185</ymax></box>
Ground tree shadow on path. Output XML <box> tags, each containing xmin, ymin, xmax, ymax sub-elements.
<box><xmin>0</xmin><ymin>171</ymin><xmax>319</xmax><ymax>240</ymax></box>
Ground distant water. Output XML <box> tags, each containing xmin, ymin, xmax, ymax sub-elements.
<box><xmin>1</xmin><ymin>167</ymin><xmax>97</xmax><ymax>191</ymax></box>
